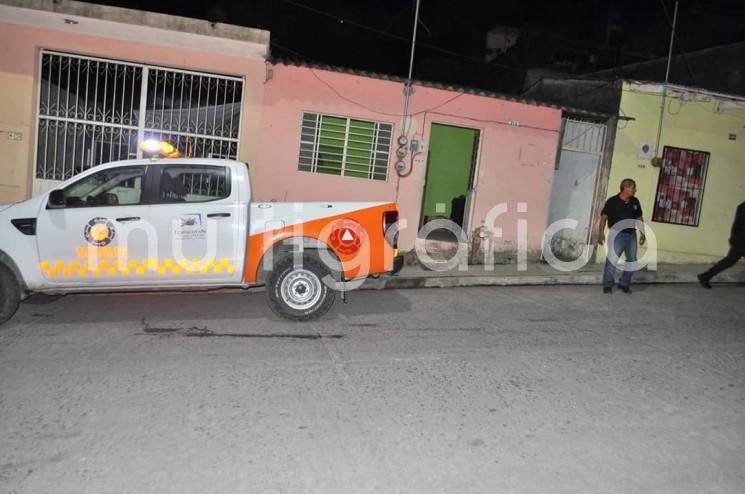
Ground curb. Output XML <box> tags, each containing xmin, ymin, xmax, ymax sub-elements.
<box><xmin>360</xmin><ymin>271</ymin><xmax>745</xmax><ymax>290</ymax></box>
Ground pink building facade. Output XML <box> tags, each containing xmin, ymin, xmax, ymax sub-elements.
<box><xmin>254</xmin><ymin>62</ymin><xmax>563</xmax><ymax>254</ymax></box>
<box><xmin>0</xmin><ymin>0</ymin><xmax>268</xmax><ymax>203</ymax></box>
<box><xmin>1</xmin><ymin>0</ymin><xmax>563</xmax><ymax>259</ymax></box>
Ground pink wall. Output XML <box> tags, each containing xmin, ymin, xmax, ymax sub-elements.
<box><xmin>255</xmin><ymin>64</ymin><xmax>562</xmax><ymax>252</ymax></box>
<box><xmin>0</xmin><ymin>21</ymin><xmax>266</xmax><ymax>199</ymax></box>
<box><xmin>0</xmin><ymin>22</ymin><xmax>265</xmax><ymax>78</ymax></box>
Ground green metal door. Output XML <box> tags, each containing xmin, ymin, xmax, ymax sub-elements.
<box><xmin>420</xmin><ymin>124</ymin><xmax>479</xmax><ymax>227</ymax></box>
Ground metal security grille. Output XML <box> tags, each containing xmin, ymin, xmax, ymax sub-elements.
<box><xmin>545</xmin><ymin>117</ymin><xmax>609</xmax><ymax>260</ymax></box>
<box><xmin>35</xmin><ymin>50</ymin><xmax>243</xmax><ymax>182</ymax></box>
<box><xmin>561</xmin><ymin>119</ymin><xmax>606</xmax><ymax>155</ymax></box>
<box><xmin>143</xmin><ymin>67</ymin><xmax>242</xmax><ymax>163</ymax></box>
<box><xmin>298</xmin><ymin>112</ymin><xmax>392</xmax><ymax>181</ymax></box>
<box><xmin>652</xmin><ymin>146</ymin><xmax>709</xmax><ymax>227</ymax></box>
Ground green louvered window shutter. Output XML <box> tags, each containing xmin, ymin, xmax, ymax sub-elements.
<box><xmin>298</xmin><ymin>112</ymin><xmax>392</xmax><ymax>181</ymax></box>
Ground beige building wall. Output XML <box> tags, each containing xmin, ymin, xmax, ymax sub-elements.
<box><xmin>0</xmin><ymin>70</ymin><xmax>34</xmax><ymax>202</ymax></box>
<box><xmin>0</xmin><ymin>0</ymin><xmax>269</xmax><ymax>203</ymax></box>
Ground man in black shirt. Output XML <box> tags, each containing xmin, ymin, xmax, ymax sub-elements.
<box><xmin>698</xmin><ymin>201</ymin><xmax>745</xmax><ymax>288</ymax></box>
<box><xmin>598</xmin><ymin>178</ymin><xmax>647</xmax><ymax>294</ymax></box>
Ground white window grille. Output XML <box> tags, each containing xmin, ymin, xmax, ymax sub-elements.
<box><xmin>298</xmin><ymin>112</ymin><xmax>392</xmax><ymax>181</ymax></box>
<box><xmin>35</xmin><ymin>50</ymin><xmax>243</xmax><ymax>182</ymax></box>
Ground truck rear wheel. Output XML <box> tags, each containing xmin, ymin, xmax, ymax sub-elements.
<box><xmin>0</xmin><ymin>263</ymin><xmax>21</xmax><ymax>326</ymax></box>
<box><xmin>266</xmin><ymin>253</ymin><xmax>336</xmax><ymax>321</ymax></box>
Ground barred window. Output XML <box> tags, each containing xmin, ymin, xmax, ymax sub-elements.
<box><xmin>298</xmin><ymin>112</ymin><xmax>392</xmax><ymax>181</ymax></box>
<box><xmin>652</xmin><ymin>146</ymin><xmax>709</xmax><ymax>227</ymax></box>
<box><xmin>35</xmin><ymin>50</ymin><xmax>243</xmax><ymax>183</ymax></box>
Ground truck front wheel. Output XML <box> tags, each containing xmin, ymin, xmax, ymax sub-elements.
<box><xmin>0</xmin><ymin>263</ymin><xmax>22</xmax><ymax>326</ymax></box>
<box><xmin>266</xmin><ymin>253</ymin><xmax>336</xmax><ymax>321</ymax></box>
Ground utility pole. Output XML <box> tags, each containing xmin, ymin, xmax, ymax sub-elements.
<box><xmin>395</xmin><ymin>0</ymin><xmax>421</xmax><ymax>179</ymax></box>
<box><xmin>402</xmin><ymin>0</ymin><xmax>421</xmax><ymax>131</ymax></box>
<box><xmin>654</xmin><ymin>0</ymin><xmax>679</xmax><ymax>161</ymax></box>
<box><xmin>664</xmin><ymin>0</ymin><xmax>679</xmax><ymax>85</ymax></box>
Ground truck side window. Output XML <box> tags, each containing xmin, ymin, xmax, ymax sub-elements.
<box><xmin>158</xmin><ymin>165</ymin><xmax>231</xmax><ymax>203</ymax></box>
<box><xmin>62</xmin><ymin>166</ymin><xmax>145</xmax><ymax>208</ymax></box>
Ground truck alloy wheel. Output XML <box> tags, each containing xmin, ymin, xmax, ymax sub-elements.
<box><xmin>266</xmin><ymin>253</ymin><xmax>336</xmax><ymax>321</ymax></box>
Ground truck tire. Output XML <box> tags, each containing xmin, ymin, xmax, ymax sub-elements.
<box><xmin>266</xmin><ymin>253</ymin><xmax>336</xmax><ymax>321</ymax></box>
<box><xmin>0</xmin><ymin>263</ymin><xmax>22</xmax><ymax>326</ymax></box>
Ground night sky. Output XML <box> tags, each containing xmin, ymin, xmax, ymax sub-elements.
<box><xmin>85</xmin><ymin>0</ymin><xmax>745</xmax><ymax>93</ymax></box>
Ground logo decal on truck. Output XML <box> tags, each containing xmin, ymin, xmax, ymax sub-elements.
<box><xmin>174</xmin><ymin>214</ymin><xmax>207</xmax><ymax>240</ymax></box>
<box><xmin>329</xmin><ymin>219</ymin><xmax>365</xmax><ymax>255</ymax></box>
<box><xmin>84</xmin><ymin>217</ymin><xmax>116</xmax><ymax>247</ymax></box>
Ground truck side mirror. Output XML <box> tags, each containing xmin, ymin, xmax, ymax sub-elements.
<box><xmin>47</xmin><ymin>189</ymin><xmax>66</xmax><ymax>209</ymax></box>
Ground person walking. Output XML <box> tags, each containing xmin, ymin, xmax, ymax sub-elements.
<box><xmin>697</xmin><ymin>200</ymin><xmax>745</xmax><ymax>288</ymax></box>
<box><xmin>598</xmin><ymin>179</ymin><xmax>647</xmax><ymax>294</ymax></box>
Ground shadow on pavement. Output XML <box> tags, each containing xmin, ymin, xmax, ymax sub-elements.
<box><xmin>12</xmin><ymin>288</ymin><xmax>413</xmax><ymax>326</ymax></box>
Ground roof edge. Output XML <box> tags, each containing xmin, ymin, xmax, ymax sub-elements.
<box><xmin>269</xmin><ymin>57</ymin><xmax>614</xmax><ymax>120</ymax></box>
<box><xmin>582</xmin><ymin>40</ymin><xmax>745</xmax><ymax>78</ymax></box>
<box><xmin>0</xmin><ymin>0</ymin><xmax>270</xmax><ymax>45</ymax></box>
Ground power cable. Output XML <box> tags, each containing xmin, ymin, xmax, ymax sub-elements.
<box><xmin>270</xmin><ymin>41</ymin><xmax>562</xmax><ymax>132</ymax></box>
<box><xmin>417</xmin><ymin>18</ymin><xmax>432</xmax><ymax>38</ymax></box>
<box><xmin>307</xmin><ymin>67</ymin><xmax>405</xmax><ymax>117</ymax></box>
<box><xmin>658</xmin><ymin>0</ymin><xmax>699</xmax><ymax>86</ymax></box>
<box><xmin>270</xmin><ymin>40</ymin><xmax>314</xmax><ymax>63</ymax></box>
<box><xmin>426</xmin><ymin>112</ymin><xmax>560</xmax><ymax>134</ymax></box>
<box><xmin>270</xmin><ymin>40</ymin><xmax>470</xmax><ymax>118</ymax></box>
<box><xmin>280</xmin><ymin>0</ymin><xmax>526</xmax><ymax>74</ymax></box>
<box><xmin>309</xmin><ymin>67</ymin><xmax>467</xmax><ymax>117</ymax></box>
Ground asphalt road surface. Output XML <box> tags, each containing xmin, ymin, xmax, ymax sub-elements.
<box><xmin>1</xmin><ymin>284</ymin><xmax>744</xmax><ymax>493</ymax></box>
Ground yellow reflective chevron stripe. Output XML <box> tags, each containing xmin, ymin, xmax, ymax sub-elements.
<box><xmin>38</xmin><ymin>258</ymin><xmax>235</xmax><ymax>277</ymax></box>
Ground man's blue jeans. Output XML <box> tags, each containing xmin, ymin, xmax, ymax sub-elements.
<box><xmin>603</xmin><ymin>230</ymin><xmax>638</xmax><ymax>288</ymax></box>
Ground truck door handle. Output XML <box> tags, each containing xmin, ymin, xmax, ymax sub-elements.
<box><xmin>207</xmin><ymin>213</ymin><xmax>231</xmax><ymax>218</ymax></box>
<box><xmin>116</xmin><ymin>216</ymin><xmax>140</xmax><ymax>222</ymax></box>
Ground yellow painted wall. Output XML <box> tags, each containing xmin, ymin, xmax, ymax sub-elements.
<box><xmin>0</xmin><ymin>72</ymin><xmax>35</xmax><ymax>203</ymax></box>
<box><xmin>601</xmin><ymin>81</ymin><xmax>745</xmax><ymax>263</ymax></box>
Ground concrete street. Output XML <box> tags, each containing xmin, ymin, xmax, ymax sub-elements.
<box><xmin>1</xmin><ymin>284</ymin><xmax>743</xmax><ymax>493</ymax></box>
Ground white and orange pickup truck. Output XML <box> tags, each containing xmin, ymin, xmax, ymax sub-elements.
<box><xmin>0</xmin><ymin>158</ymin><xmax>402</xmax><ymax>324</ymax></box>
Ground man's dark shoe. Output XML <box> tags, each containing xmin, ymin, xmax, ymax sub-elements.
<box><xmin>619</xmin><ymin>285</ymin><xmax>632</xmax><ymax>294</ymax></box>
<box><xmin>603</xmin><ymin>287</ymin><xmax>612</xmax><ymax>294</ymax></box>
<box><xmin>697</xmin><ymin>273</ymin><xmax>712</xmax><ymax>289</ymax></box>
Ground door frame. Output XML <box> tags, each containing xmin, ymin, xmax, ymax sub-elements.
<box><xmin>559</xmin><ymin>118</ymin><xmax>609</xmax><ymax>245</ymax></box>
<box><xmin>419</xmin><ymin>121</ymin><xmax>483</xmax><ymax>238</ymax></box>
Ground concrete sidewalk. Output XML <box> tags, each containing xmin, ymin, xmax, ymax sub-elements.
<box><xmin>364</xmin><ymin>262</ymin><xmax>745</xmax><ymax>290</ymax></box>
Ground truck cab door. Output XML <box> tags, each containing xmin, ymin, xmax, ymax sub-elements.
<box><xmin>146</xmin><ymin>163</ymin><xmax>245</xmax><ymax>284</ymax></box>
<box><xmin>35</xmin><ymin>164</ymin><xmax>153</xmax><ymax>286</ymax></box>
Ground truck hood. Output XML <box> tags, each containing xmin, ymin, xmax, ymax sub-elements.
<box><xmin>0</xmin><ymin>196</ymin><xmax>45</xmax><ymax>218</ymax></box>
